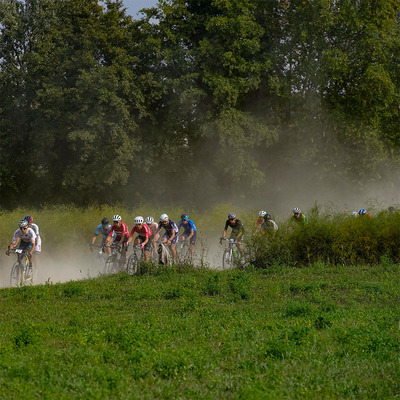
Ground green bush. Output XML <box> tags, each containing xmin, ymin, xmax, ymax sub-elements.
<box><xmin>246</xmin><ymin>210</ymin><xmax>400</xmax><ymax>267</ymax></box>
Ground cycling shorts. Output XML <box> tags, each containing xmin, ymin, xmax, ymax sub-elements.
<box><xmin>230</xmin><ymin>234</ymin><xmax>244</xmax><ymax>244</ymax></box>
<box><xmin>162</xmin><ymin>233</ymin><xmax>178</xmax><ymax>245</ymax></box>
<box><xmin>181</xmin><ymin>231</ymin><xmax>196</xmax><ymax>244</ymax></box>
<box><xmin>134</xmin><ymin>236</ymin><xmax>153</xmax><ymax>252</ymax></box>
<box><xmin>18</xmin><ymin>241</ymin><xmax>33</xmax><ymax>251</ymax></box>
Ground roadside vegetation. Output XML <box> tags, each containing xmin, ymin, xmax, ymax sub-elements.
<box><xmin>0</xmin><ymin>264</ymin><xmax>399</xmax><ymax>399</ymax></box>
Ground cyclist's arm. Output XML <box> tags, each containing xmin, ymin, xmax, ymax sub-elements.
<box><xmin>29</xmin><ymin>241</ymin><xmax>35</xmax><ymax>257</ymax></box>
<box><xmin>91</xmin><ymin>235</ymin><xmax>98</xmax><ymax>245</ymax></box>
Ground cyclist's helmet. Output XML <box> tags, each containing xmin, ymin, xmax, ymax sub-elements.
<box><xmin>134</xmin><ymin>216</ymin><xmax>144</xmax><ymax>224</ymax></box>
<box><xmin>293</xmin><ymin>208</ymin><xmax>301</xmax><ymax>214</ymax></box>
<box><xmin>181</xmin><ymin>213</ymin><xmax>189</xmax><ymax>221</ymax></box>
<box><xmin>19</xmin><ymin>220</ymin><xmax>29</xmax><ymax>228</ymax></box>
<box><xmin>264</xmin><ymin>214</ymin><xmax>272</xmax><ymax>221</ymax></box>
<box><xmin>228</xmin><ymin>212</ymin><xmax>236</xmax><ymax>220</ymax></box>
<box><xmin>358</xmin><ymin>209</ymin><xmax>366</xmax><ymax>216</ymax></box>
<box><xmin>258</xmin><ymin>210</ymin><xmax>267</xmax><ymax>218</ymax></box>
<box><xmin>113</xmin><ymin>214</ymin><xmax>121</xmax><ymax>222</ymax></box>
<box><xmin>24</xmin><ymin>215</ymin><xmax>33</xmax><ymax>223</ymax></box>
<box><xmin>101</xmin><ymin>217</ymin><xmax>109</xmax><ymax>225</ymax></box>
<box><xmin>388</xmin><ymin>206</ymin><xmax>395</xmax><ymax>213</ymax></box>
<box><xmin>145</xmin><ymin>216</ymin><xmax>154</xmax><ymax>224</ymax></box>
<box><xmin>160</xmin><ymin>213</ymin><xmax>168</xmax><ymax>222</ymax></box>
<box><xmin>352</xmin><ymin>211</ymin><xmax>358</xmax><ymax>217</ymax></box>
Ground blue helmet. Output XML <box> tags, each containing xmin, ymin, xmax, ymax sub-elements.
<box><xmin>358</xmin><ymin>209</ymin><xmax>366</xmax><ymax>215</ymax></box>
<box><xmin>181</xmin><ymin>213</ymin><xmax>189</xmax><ymax>221</ymax></box>
<box><xmin>24</xmin><ymin>215</ymin><xmax>33</xmax><ymax>223</ymax></box>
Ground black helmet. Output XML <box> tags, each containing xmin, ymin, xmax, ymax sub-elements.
<box><xmin>101</xmin><ymin>217</ymin><xmax>109</xmax><ymax>225</ymax></box>
<box><xmin>264</xmin><ymin>214</ymin><xmax>272</xmax><ymax>221</ymax></box>
<box><xmin>181</xmin><ymin>213</ymin><xmax>189</xmax><ymax>220</ymax></box>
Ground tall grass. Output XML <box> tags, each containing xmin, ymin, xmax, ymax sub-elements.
<box><xmin>1</xmin><ymin>205</ymin><xmax>398</xmax><ymax>266</ymax></box>
<box><xmin>246</xmin><ymin>208</ymin><xmax>400</xmax><ymax>267</ymax></box>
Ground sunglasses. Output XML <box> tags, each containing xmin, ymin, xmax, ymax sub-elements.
<box><xmin>229</xmin><ymin>218</ymin><xmax>235</xmax><ymax>221</ymax></box>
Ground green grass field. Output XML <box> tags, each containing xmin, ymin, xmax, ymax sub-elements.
<box><xmin>0</xmin><ymin>264</ymin><xmax>399</xmax><ymax>399</ymax></box>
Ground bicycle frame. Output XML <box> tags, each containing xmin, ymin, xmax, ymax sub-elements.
<box><xmin>221</xmin><ymin>239</ymin><xmax>240</xmax><ymax>270</ymax></box>
<box><xmin>9</xmin><ymin>248</ymin><xmax>33</xmax><ymax>286</ymax></box>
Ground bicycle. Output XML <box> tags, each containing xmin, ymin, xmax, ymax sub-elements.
<box><xmin>9</xmin><ymin>248</ymin><xmax>34</xmax><ymax>286</ymax></box>
<box><xmin>104</xmin><ymin>244</ymin><xmax>126</xmax><ymax>274</ymax></box>
<box><xmin>90</xmin><ymin>244</ymin><xmax>106</xmax><ymax>273</ymax></box>
<box><xmin>220</xmin><ymin>238</ymin><xmax>242</xmax><ymax>270</ymax></box>
<box><xmin>126</xmin><ymin>245</ymin><xmax>144</xmax><ymax>275</ymax></box>
<box><xmin>177</xmin><ymin>238</ymin><xmax>192</xmax><ymax>264</ymax></box>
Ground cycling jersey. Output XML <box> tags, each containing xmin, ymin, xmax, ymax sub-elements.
<box><xmin>224</xmin><ymin>219</ymin><xmax>245</xmax><ymax>238</ymax></box>
<box><xmin>255</xmin><ymin>217</ymin><xmax>263</xmax><ymax>229</ymax></box>
<box><xmin>28</xmin><ymin>223</ymin><xmax>42</xmax><ymax>253</ymax></box>
<box><xmin>146</xmin><ymin>222</ymin><xmax>158</xmax><ymax>235</ymax></box>
<box><xmin>130</xmin><ymin>224</ymin><xmax>152</xmax><ymax>239</ymax></box>
<box><xmin>94</xmin><ymin>224</ymin><xmax>114</xmax><ymax>240</ymax></box>
<box><xmin>292</xmin><ymin>213</ymin><xmax>307</xmax><ymax>224</ymax></box>
<box><xmin>260</xmin><ymin>220</ymin><xmax>278</xmax><ymax>232</ymax></box>
<box><xmin>157</xmin><ymin>220</ymin><xmax>179</xmax><ymax>236</ymax></box>
<box><xmin>12</xmin><ymin>228</ymin><xmax>36</xmax><ymax>243</ymax></box>
<box><xmin>109</xmin><ymin>222</ymin><xmax>129</xmax><ymax>239</ymax></box>
<box><xmin>177</xmin><ymin>219</ymin><xmax>196</xmax><ymax>233</ymax></box>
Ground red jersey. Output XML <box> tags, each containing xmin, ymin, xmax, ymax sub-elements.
<box><xmin>130</xmin><ymin>224</ymin><xmax>152</xmax><ymax>239</ymax></box>
<box><xmin>109</xmin><ymin>222</ymin><xmax>129</xmax><ymax>239</ymax></box>
<box><xmin>255</xmin><ymin>217</ymin><xmax>263</xmax><ymax>229</ymax></box>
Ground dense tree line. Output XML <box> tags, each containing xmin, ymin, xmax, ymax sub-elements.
<box><xmin>1</xmin><ymin>0</ymin><xmax>399</xmax><ymax>208</ymax></box>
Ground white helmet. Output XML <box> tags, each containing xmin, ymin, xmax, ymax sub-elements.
<box><xmin>134</xmin><ymin>216</ymin><xmax>144</xmax><ymax>224</ymax></box>
<box><xmin>112</xmin><ymin>214</ymin><xmax>121</xmax><ymax>222</ymax></box>
<box><xmin>352</xmin><ymin>211</ymin><xmax>358</xmax><ymax>217</ymax></box>
<box><xmin>145</xmin><ymin>216</ymin><xmax>154</xmax><ymax>224</ymax></box>
<box><xmin>258</xmin><ymin>210</ymin><xmax>267</xmax><ymax>217</ymax></box>
<box><xmin>160</xmin><ymin>213</ymin><xmax>168</xmax><ymax>222</ymax></box>
<box><xmin>18</xmin><ymin>220</ymin><xmax>29</xmax><ymax>228</ymax></box>
<box><xmin>293</xmin><ymin>208</ymin><xmax>301</xmax><ymax>214</ymax></box>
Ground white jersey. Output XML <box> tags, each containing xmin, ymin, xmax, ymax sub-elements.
<box><xmin>29</xmin><ymin>223</ymin><xmax>42</xmax><ymax>252</ymax></box>
<box><xmin>12</xmin><ymin>227</ymin><xmax>36</xmax><ymax>243</ymax></box>
<box><xmin>30</xmin><ymin>223</ymin><xmax>40</xmax><ymax>237</ymax></box>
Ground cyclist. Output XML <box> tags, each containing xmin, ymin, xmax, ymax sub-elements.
<box><xmin>256</xmin><ymin>211</ymin><xmax>267</xmax><ymax>230</ymax></box>
<box><xmin>260</xmin><ymin>213</ymin><xmax>278</xmax><ymax>236</ymax></box>
<box><xmin>5</xmin><ymin>220</ymin><xmax>36</xmax><ymax>270</ymax></box>
<box><xmin>220</xmin><ymin>212</ymin><xmax>245</xmax><ymax>257</ymax></box>
<box><xmin>177</xmin><ymin>213</ymin><xmax>196</xmax><ymax>258</ymax></box>
<box><xmin>156</xmin><ymin>213</ymin><xmax>179</xmax><ymax>260</ymax></box>
<box><xmin>145</xmin><ymin>216</ymin><xmax>159</xmax><ymax>256</ymax></box>
<box><xmin>90</xmin><ymin>217</ymin><xmax>114</xmax><ymax>256</ymax></box>
<box><xmin>388</xmin><ymin>206</ymin><xmax>396</xmax><ymax>215</ymax></box>
<box><xmin>105</xmin><ymin>215</ymin><xmax>130</xmax><ymax>265</ymax></box>
<box><xmin>292</xmin><ymin>208</ymin><xmax>307</xmax><ymax>224</ymax></box>
<box><xmin>24</xmin><ymin>215</ymin><xmax>41</xmax><ymax>254</ymax></box>
<box><xmin>358</xmin><ymin>209</ymin><xmax>372</xmax><ymax>218</ymax></box>
<box><xmin>127</xmin><ymin>216</ymin><xmax>153</xmax><ymax>262</ymax></box>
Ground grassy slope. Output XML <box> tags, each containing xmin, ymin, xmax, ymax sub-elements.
<box><xmin>0</xmin><ymin>265</ymin><xmax>399</xmax><ymax>399</ymax></box>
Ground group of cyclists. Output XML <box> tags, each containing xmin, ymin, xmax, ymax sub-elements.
<box><xmin>5</xmin><ymin>205</ymin><xmax>397</xmax><ymax>273</ymax></box>
<box><xmin>90</xmin><ymin>213</ymin><xmax>197</xmax><ymax>265</ymax></box>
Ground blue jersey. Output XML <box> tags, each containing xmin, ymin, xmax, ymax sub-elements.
<box><xmin>94</xmin><ymin>224</ymin><xmax>114</xmax><ymax>240</ymax></box>
<box><xmin>178</xmin><ymin>219</ymin><xmax>196</xmax><ymax>234</ymax></box>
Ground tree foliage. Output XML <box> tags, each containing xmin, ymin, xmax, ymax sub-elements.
<box><xmin>0</xmin><ymin>0</ymin><xmax>399</xmax><ymax>207</ymax></box>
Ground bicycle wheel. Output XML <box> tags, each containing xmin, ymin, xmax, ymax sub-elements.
<box><xmin>10</xmin><ymin>262</ymin><xmax>24</xmax><ymax>286</ymax></box>
<box><xmin>126</xmin><ymin>253</ymin><xmax>139</xmax><ymax>275</ymax></box>
<box><xmin>222</xmin><ymin>249</ymin><xmax>232</xmax><ymax>270</ymax></box>
<box><xmin>104</xmin><ymin>255</ymin><xmax>117</xmax><ymax>274</ymax></box>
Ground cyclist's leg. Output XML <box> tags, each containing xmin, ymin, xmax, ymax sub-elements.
<box><xmin>170</xmin><ymin>234</ymin><xmax>178</xmax><ymax>260</ymax></box>
<box><xmin>189</xmin><ymin>232</ymin><xmax>197</xmax><ymax>257</ymax></box>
